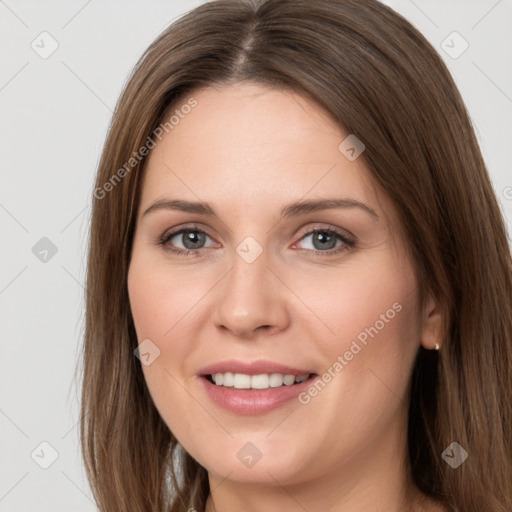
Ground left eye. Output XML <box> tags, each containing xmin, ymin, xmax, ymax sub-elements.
<box><xmin>159</xmin><ymin>227</ymin><xmax>355</xmax><ymax>256</ymax></box>
<box><xmin>295</xmin><ymin>229</ymin><xmax>351</xmax><ymax>252</ymax></box>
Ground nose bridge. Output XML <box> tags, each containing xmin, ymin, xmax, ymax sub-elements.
<box><xmin>214</xmin><ymin>236</ymin><xmax>287</xmax><ymax>335</ymax></box>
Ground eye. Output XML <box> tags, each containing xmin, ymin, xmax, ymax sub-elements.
<box><xmin>293</xmin><ymin>227</ymin><xmax>355</xmax><ymax>255</ymax></box>
<box><xmin>158</xmin><ymin>226</ymin><xmax>216</xmax><ymax>256</ymax></box>
<box><xmin>157</xmin><ymin>224</ymin><xmax>356</xmax><ymax>257</ymax></box>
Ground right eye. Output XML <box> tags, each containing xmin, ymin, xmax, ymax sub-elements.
<box><xmin>158</xmin><ymin>226</ymin><xmax>217</xmax><ymax>256</ymax></box>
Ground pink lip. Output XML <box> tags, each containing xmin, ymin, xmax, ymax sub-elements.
<box><xmin>197</xmin><ymin>359</ymin><xmax>318</xmax><ymax>415</ymax></box>
<box><xmin>199</xmin><ymin>374</ymin><xmax>317</xmax><ymax>415</ymax></box>
<box><xmin>198</xmin><ymin>359</ymin><xmax>314</xmax><ymax>377</ymax></box>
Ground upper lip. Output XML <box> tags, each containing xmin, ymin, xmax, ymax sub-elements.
<box><xmin>199</xmin><ymin>359</ymin><xmax>315</xmax><ymax>377</ymax></box>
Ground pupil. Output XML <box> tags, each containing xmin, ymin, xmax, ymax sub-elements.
<box><xmin>184</xmin><ymin>231</ymin><xmax>205</xmax><ymax>249</ymax></box>
<box><xmin>314</xmin><ymin>231</ymin><xmax>336</xmax><ymax>250</ymax></box>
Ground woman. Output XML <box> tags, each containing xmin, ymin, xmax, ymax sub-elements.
<box><xmin>80</xmin><ymin>0</ymin><xmax>512</xmax><ymax>511</ymax></box>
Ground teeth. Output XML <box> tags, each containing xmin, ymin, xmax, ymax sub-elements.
<box><xmin>211</xmin><ymin>372</ymin><xmax>310</xmax><ymax>389</ymax></box>
<box><xmin>251</xmin><ymin>374</ymin><xmax>269</xmax><ymax>389</ymax></box>
<box><xmin>222</xmin><ymin>372</ymin><xmax>234</xmax><ymax>387</ymax></box>
<box><xmin>283</xmin><ymin>374</ymin><xmax>295</xmax><ymax>386</ymax></box>
<box><xmin>269</xmin><ymin>373</ymin><xmax>284</xmax><ymax>388</ymax></box>
<box><xmin>295</xmin><ymin>374</ymin><xmax>309</xmax><ymax>383</ymax></box>
<box><xmin>233</xmin><ymin>374</ymin><xmax>251</xmax><ymax>389</ymax></box>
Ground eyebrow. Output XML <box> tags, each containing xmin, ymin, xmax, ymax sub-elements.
<box><xmin>142</xmin><ymin>197</ymin><xmax>378</xmax><ymax>219</ymax></box>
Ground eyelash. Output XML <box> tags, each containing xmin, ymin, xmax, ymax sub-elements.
<box><xmin>157</xmin><ymin>224</ymin><xmax>356</xmax><ymax>257</ymax></box>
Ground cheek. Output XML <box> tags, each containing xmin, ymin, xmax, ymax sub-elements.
<box><xmin>127</xmin><ymin>257</ymin><xmax>209</xmax><ymax>450</ymax></box>
<box><xmin>303</xmin><ymin>250</ymin><xmax>419</xmax><ymax>360</ymax></box>
<box><xmin>127</xmin><ymin>251</ymin><xmax>218</xmax><ymax>407</ymax></box>
<box><xmin>127</xmin><ymin>250</ymin><xmax>211</xmax><ymax>342</ymax></box>
<box><xmin>296</xmin><ymin>251</ymin><xmax>420</xmax><ymax>422</ymax></box>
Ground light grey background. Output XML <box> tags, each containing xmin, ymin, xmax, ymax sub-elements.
<box><xmin>1</xmin><ymin>0</ymin><xmax>511</xmax><ymax>510</ymax></box>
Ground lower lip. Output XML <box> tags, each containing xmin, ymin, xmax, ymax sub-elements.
<box><xmin>199</xmin><ymin>375</ymin><xmax>317</xmax><ymax>415</ymax></box>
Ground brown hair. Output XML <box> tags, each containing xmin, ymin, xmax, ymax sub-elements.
<box><xmin>80</xmin><ymin>0</ymin><xmax>512</xmax><ymax>510</ymax></box>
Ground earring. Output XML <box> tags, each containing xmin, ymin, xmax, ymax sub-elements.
<box><xmin>434</xmin><ymin>343</ymin><xmax>440</xmax><ymax>351</ymax></box>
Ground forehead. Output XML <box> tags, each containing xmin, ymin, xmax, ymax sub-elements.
<box><xmin>142</xmin><ymin>84</ymin><xmax>378</xmax><ymax>200</ymax></box>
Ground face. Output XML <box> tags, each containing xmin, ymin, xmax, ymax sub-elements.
<box><xmin>127</xmin><ymin>83</ymin><xmax>436</xmax><ymax>489</ymax></box>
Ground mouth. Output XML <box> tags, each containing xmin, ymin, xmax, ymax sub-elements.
<box><xmin>197</xmin><ymin>361</ymin><xmax>319</xmax><ymax>414</ymax></box>
<box><xmin>203</xmin><ymin>372</ymin><xmax>315</xmax><ymax>390</ymax></box>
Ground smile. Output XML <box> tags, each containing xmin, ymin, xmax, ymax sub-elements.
<box><xmin>207</xmin><ymin>372</ymin><xmax>311</xmax><ymax>389</ymax></box>
<box><xmin>198</xmin><ymin>360</ymin><xmax>319</xmax><ymax>414</ymax></box>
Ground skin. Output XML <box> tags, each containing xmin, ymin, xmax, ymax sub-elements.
<box><xmin>127</xmin><ymin>83</ymin><xmax>445</xmax><ymax>512</ymax></box>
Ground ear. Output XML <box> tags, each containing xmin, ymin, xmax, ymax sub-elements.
<box><xmin>420</xmin><ymin>292</ymin><xmax>444</xmax><ymax>350</ymax></box>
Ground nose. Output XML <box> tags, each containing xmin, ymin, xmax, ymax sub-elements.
<box><xmin>213</xmin><ymin>248</ymin><xmax>290</xmax><ymax>339</ymax></box>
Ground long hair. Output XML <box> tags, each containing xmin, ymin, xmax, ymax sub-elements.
<box><xmin>80</xmin><ymin>0</ymin><xmax>512</xmax><ymax>510</ymax></box>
